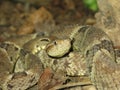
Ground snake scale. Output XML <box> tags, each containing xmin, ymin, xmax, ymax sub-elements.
<box><xmin>0</xmin><ymin>25</ymin><xmax>119</xmax><ymax>90</ymax></box>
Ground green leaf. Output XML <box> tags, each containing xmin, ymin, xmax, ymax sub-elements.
<box><xmin>83</xmin><ymin>0</ymin><xmax>98</xmax><ymax>11</ymax></box>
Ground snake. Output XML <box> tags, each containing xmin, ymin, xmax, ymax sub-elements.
<box><xmin>0</xmin><ymin>25</ymin><xmax>119</xmax><ymax>90</ymax></box>
<box><xmin>70</xmin><ymin>25</ymin><xmax>120</xmax><ymax>90</ymax></box>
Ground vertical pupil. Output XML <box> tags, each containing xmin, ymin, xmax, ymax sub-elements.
<box><xmin>54</xmin><ymin>41</ymin><xmax>57</xmax><ymax>45</ymax></box>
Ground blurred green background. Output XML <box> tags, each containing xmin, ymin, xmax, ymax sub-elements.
<box><xmin>83</xmin><ymin>0</ymin><xmax>98</xmax><ymax>11</ymax></box>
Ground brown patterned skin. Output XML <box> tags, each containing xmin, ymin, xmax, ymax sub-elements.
<box><xmin>71</xmin><ymin>25</ymin><xmax>119</xmax><ymax>90</ymax></box>
<box><xmin>38</xmin><ymin>25</ymin><xmax>118</xmax><ymax>90</ymax></box>
<box><xmin>91</xmin><ymin>49</ymin><xmax>120</xmax><ymax>90</ymax></box>
<box><xmin>0</xmin><ymin>25</ymin><xmax>119</xmax><ymax>90</ymax></box>
<box><xmin>0</xmin><ymin>42</ymin><xmax>43</xmax><ymax>90</ymax></box>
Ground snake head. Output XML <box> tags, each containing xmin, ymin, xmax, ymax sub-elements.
<box><xmin>46</xmin><ymin>39</ymin><xmax>71</xmax><ymax>58</ymax></box>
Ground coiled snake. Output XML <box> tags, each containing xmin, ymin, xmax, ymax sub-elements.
<box><xmin>0</xmin><ymin>25</ymin><xmax>119</xmax><ymax>90</ymax></box>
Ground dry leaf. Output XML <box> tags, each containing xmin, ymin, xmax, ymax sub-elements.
<box><xmin>38</xmin><ymin>68</ymin><xmax>65</xmax><ymax>90</ymax></box>
<box><xmin>17</xmin><ymin>7</ymin><xmax>54</xmax><ymax>35</ymax></box>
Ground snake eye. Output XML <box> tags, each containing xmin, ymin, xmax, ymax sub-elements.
<box><xmin>53</xmin><ymin>41</ymin><xmax>57</xmax><ymax>45</ymax></box>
